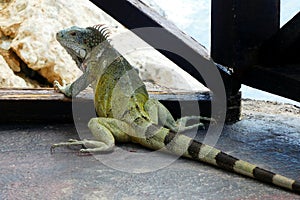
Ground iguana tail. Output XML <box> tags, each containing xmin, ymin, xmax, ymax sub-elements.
<box><xmin>163</xmin><ymin>131</ymin><xmax>300</xmax><ymax>194</ymax></box>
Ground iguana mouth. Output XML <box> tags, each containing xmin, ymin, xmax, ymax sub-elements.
<box><xmin>63</xmin><ymin>42</ymin><xmax>86</xmax><ymax>59</ymax></box>
<box><xmin>61</xmin><ymin>42</ymin><xmax>87</xmax><ymax>68</ymax></box>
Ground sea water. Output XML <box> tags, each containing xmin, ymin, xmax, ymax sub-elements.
<box><xmin>142</xmin><ymin>0</ymin><xmax>300</xmax><ymax>106</ymax></box>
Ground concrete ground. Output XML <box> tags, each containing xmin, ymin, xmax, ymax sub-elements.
<box><xmin>0</xmin><ymin>100</ymin><xmax>299</xmax><ymax>200</ymax></box>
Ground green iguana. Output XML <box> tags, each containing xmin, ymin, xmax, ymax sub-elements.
<box><xmin>51</xmin><ymin>25</ymin><xmax>300</xmax><ymax>194</ymax></box>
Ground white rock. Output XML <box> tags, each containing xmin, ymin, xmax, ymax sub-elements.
<box><xmin>0</xmin><ymin>0</ymin><xmax>208</xmax><ymax>92</ymax></box>
<box><xmin>0</xmin><ymin>0</ymin><xmax>122</xmax><ymax>85</ymax></box>
<box><xmin>0</xmin><ymin>54</ymin><xmax>33</xmax><ymax>88</ymax></box>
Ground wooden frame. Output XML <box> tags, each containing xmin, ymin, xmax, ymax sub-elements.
<box><xmin>0</xmin><ymin>88</ymin><xmax>216</xmax><ymax>123</ymax></box>
<box><xmin>212</xmin><ymin>0</ymin><xmax>299</xmax><ymax>102</ymax></box>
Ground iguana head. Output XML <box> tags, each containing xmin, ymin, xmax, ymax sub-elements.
<box><xmin>56</xmin><ymin>25</ymin><xmax>110</xmax><ymax>69</ymax></box>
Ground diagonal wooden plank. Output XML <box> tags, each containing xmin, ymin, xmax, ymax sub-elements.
<box><xmin>89</xmin><ymin>0</ymin><xmax>231</xmax><ymax>96</ymax></box>
<box><xmin>260</xmin><ymin>12</ymin><xmax>300</xmax><ymax>64</ymax></box>
<box><xmin>242</xmin><ymin>65</ymin><xmax>300</xmax><ymax>102</ymax></box>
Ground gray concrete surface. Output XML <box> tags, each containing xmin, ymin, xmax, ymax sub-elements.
<box><xmin>0</xmin><ymin>100</ymin><xmax>299</xmax><ymax>199</ymax></box>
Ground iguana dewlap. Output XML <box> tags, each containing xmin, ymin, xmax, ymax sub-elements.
<box><xmin>51</xmin><ymin>25</ymin><xmax>300</xmax><ymax>194</ymax></box>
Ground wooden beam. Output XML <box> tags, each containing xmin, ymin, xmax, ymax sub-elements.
<box><xmin>240</xmin><ymin>12</ymin><xmax>300</xmax><ymax>102</ymax></box>
<box><xmin>242</xmin><ymin>65</ymin><xmax>300</xmax><ymax>102</ymax></box>
<box><xmin>0</xmin><ymin>88</ymin><xmax>214</xmax><ymax>123</ymax></box>
<box><xmin>260</xmin><ymin>12</ymin><xmax>300</xmax><ymax>64</ymax></box>
<box><xmin>0</xmin><ymin>88</ymin><xmax>241</xmax><ymax>123</ymax></box>
<box><xmin>211</xmin><ymin>0</ymin><xmax>280</xmax><ymax>76</ymax></box>
<box><xmin>210</xmin><ymin>0</ymin><xmax>300</xmax><ymax>103</ymax></box>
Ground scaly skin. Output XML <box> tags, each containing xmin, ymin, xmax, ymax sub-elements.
<box><xmin>51</xmin><ymin>25</ymin><xmax>300</xmax><ymax>194</ymax></box>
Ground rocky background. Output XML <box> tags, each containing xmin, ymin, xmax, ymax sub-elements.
<box><xmin>0</xmin><ymin>0</ymin><xmax>207</xmax><ymax>92</ymax></box>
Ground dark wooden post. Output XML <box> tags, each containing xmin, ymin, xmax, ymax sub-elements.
<box><xmin>211</xmin><ymin>0</ymin><xmax>280</xmax><ymax>94</ymax></box>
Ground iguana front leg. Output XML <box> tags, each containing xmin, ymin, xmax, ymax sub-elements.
<box><xmin>54</xmin><ymin>71</ymin><xmax>92</xmax><ymax>97</ymax></box>
<box><xmin>51</xmin><ymin>117</ymin><xmax>132</xmax><ymax>153</ymax></box>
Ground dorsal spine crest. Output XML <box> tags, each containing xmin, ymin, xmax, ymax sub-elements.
<box><xmin>87</xmin><ymin>24</ymin><xmax>111</xmax><ymax>46</ymax></box>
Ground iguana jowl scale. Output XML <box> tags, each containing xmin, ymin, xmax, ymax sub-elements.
<box><xmin>51</xmin><ymin>25</ymin><xmax>300</xmax><ymax>194</ymax></box>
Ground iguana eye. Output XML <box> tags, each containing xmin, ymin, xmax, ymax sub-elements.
<box><xmin>70</xmin><ymin>32</ymin><xmax>77</xmax><ymax>36</ymax></box>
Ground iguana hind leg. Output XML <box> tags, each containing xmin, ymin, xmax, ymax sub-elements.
<box><xmin>175</xmin><ymin>116</ymin><xmax>214</xmax><ymax>132</ymax></box>
<box><xmin>144</xmin><ymin>99</ymin><xmax>205</xmax><ymax>132</ymax></box>
<box><xmin>51</xmin><ymin>117</ymin><xmax>131</xmax><ymax>153</ymax></box>
<box><xmin>51</xmin><ymin>138</ymin><xmax>112</xmax><ymax>153</ymax></box>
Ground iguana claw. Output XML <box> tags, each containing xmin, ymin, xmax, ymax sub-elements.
<box><xmin>50</xmin><ymin>138</ymin><xmax>84</xmax><ymax>154</ymax></box>
<box><xmin>53</xmin><ymin>80</ymin><xmax>72</xmax><ymax>97</ymax></box>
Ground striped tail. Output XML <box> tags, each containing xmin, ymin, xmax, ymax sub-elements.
<box><xmin>163</xmin><ymin>131</ymin><xmax>300</xmax><ymax>194</ymax></box>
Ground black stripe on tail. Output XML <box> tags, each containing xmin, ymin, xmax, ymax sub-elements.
<box><xmin>187</xmin><ymin>140</ymin><xmax>202</xmax><ymax>159</ymax></box>
<box><xmin>253</xmin><ymin>167</ymin><xmax>275</xmax><ymax>184</ymax></box>
<box><xmin>215</xmin><ymin>152</ymin><xmax>239</xmax><ymax>171</ymax></box>
<box><xmin>292</xmin><ymin>181</ymin><xmax>300</xmax><ymax>193</ymax></box>
<box><xmin>164</xmin><ymin>131</ymin><xmax>176</xmax><ymax>145</ymax></box>
<box><xmin>163</xmin><ymin>131</ymin><xmax>300</xmax><ymax>194</ymax></box>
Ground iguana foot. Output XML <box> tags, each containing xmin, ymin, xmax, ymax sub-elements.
<box><xmin>176</xmin><ymin>116</ymin><xmax>215</xmax><ymax>131</ymax></box>
<box><xmin>50</xmin><ymin>139</ymin><xmax>114</xmax><ymax>154</ymax></box>
<box><xmin>50</xmin><ymin>139</ymin><xmax>83</xmax><ymax>153</ymax></box>
<box><xmin>53</xmin><ymin>80</ymin><xmax>72</xmax><ymax>97</ymax></box>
